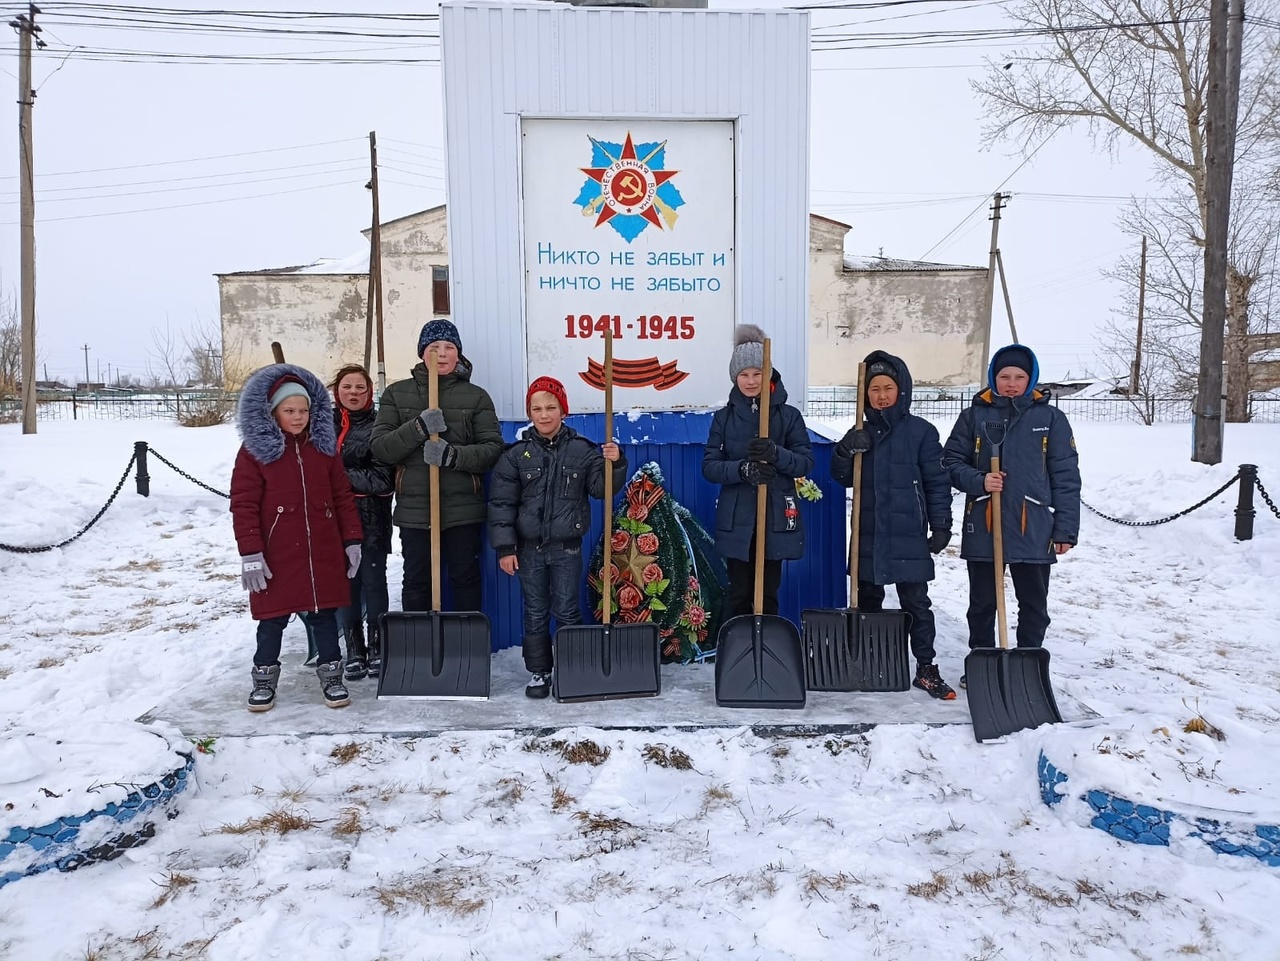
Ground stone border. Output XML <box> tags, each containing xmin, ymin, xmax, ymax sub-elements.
<box><xmin>1038</xmin><ymin>751</ymin><xmax>1280</xmax><ymax>867</ymax></box>
<box><xmin>0</xmin><ymin>752</ymin><xmax>195</xmax><ymax>889</ymax></box>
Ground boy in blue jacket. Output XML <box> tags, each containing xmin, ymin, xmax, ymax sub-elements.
<box><xmin>941</xmin><ymin>344</ymin><xmax>1081</xmax><ymax>681</ymax></box>
<box><xmin>831</xmin><ymin>352</ymin><xmax>956</xmax><ymax>699</ymax></box>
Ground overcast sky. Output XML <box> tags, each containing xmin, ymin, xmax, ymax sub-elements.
<box><xmin>0</xmin><ymin>0</ymin><xmax>1164</xmax><ymax>387</ymax></box>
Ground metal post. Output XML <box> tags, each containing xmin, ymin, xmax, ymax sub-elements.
<box><xmin>135</xmin><ymin>440</ymin><xmax>150</xmax><ymax>497</ymax></box>
<box><xmin>1235</xmin><ymin>463</ymin><xmax>1257</xmax><ymax>541</ymax></box>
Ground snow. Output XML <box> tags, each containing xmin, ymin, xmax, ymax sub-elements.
<box><xmin>2</xmin><ymin>418</ymin><xmax>1280</xmax><ymax>959</ymax></box>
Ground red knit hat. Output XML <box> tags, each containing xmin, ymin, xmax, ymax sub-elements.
<box><xmin>526</xmin><ymin>376</ymin><xmax>569</xmax><ymax>417</ymax></box>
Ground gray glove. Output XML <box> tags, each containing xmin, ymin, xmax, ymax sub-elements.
<box><xmin>417</xmin><ymin>407</ymin><xmax>447</xmax><ymax>435</ymax></box>
<box><xmin>240</xmin><ymin>552</ymin><xmax>272</xmax><ymax>592</ymax></box>
<box><xmin>423</xmin><ymin>439</ymin><xmax>457</xmax><ymax>468</ymax></box>
<box><xmin>345</xmin><ymin>544</ymin><xmax>362</xmax><ymax>578</ymax></box>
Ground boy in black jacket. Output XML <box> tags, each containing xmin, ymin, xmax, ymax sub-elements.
<box><xmin>488</xmin><ymin>376</ymin><xmax>626</xmax><ymax>698</ymax></box>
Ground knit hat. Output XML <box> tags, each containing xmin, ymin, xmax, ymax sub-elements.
<box><xmin>865</xmin><ymin>360</ymin><xmax>899</xmax><ymax>385</ymax></box>
<box><xmin>729</xmin><ymin>324</ymin><xmax>767</xmax><ymax>382</ymax></box>
<box><xmin>417</xmin><ymin>319</ymin><xmax>462</xmax><ymax>357</ymax></box>
<box><xmin>269</xmin><ymin>381</ymin><xmax>310</xmax><ymax>412</ymax></box>
<box><xmin>526</xmin><ymin>375</ymin><xmax>569</xmax><ymax>417</ymax></box>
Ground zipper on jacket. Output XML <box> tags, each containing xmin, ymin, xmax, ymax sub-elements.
<box><xmin>266</xmin><ymin>507</ymin><xmax>284</xmax><ymax>548</ymax></box>
<box><xmin>295</xmin><ymin>438</ymin><xmax>320</xmax><ymax>613</ymax></box>
<box><xmin>912</xmin><ymin>479</ymin><xmax>926</xmax><ymax>530</ymax></box>
<box><xmin>1042</xmin><ymin>435</ymin><xmax>1048</xmax><ymax>474</ymax></box>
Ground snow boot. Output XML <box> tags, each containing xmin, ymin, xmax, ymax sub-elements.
<box><xmin>912</xmin><ymin>662</ymin><xmax>957</xmax><ymax>701</ymax></box>
<box><xmin>366</xmin><ymin>623</ymin><xmax>382</xmax><ymax>679</ymax></box>
<box><xmin>525</xmin><ymin>672</ymin><xmax>552</xmax><ymax>699</ymax></box>
<box><xmin>247</xmin><ymin>664</ymin><xmax>281</xmax><ymax>712</ymax></box>
<box><xmin>316</xmin><ymin>660</ymin><xmax>351</xmax><ymax>708</ymax></box>
<box><xmin>343</xmin><ymin>624</ymin><xmax>368</xmax><ymax>681</ymax></box>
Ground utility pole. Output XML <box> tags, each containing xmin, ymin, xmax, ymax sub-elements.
<box><xmin>1131</xmin><ymin>236</ymin><xmax>1147</xmax><ymax>396</ymax></box>
<box><xmin>1193</xmin><ymin>0</ymin><xmax>1242</xmax><ymax>464</ymax></box>
<box><xmin>364</xmin><ymin>132</ymin><xmax>379</xmax><ymax>378</ymax></box>
<box><xmin>82</xmin><ymin>343</ymin><xmax>90</xmax><ymax>385</ymax></box>
<box><xmin>980</xmin><ymin>192</ymin><xmax>1007</xmax><ymax>365</ymax></box>
<box><xmin>11</xmin><ymin>4</ymin><xmax>42</xmax><ymax>435</ymax></box>
<box><xmin>368</xmin><ymin>131</ymin><xmax>387</xmax><ymax>394</ymax></box>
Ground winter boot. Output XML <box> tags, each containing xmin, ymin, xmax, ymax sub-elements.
<box><xmin>247</xmin><ymin>664</ymin><xmax>281</xmax><ymax>712</ymax></box>
<box><xmin>525</xmin><ymin>672</ymin><xmax>552</xmax><ymax>699</ymax></box>
<box><xmin>912</xmin><ymin>662</ymin><xmax>957</xmax><ymax>701</ymax></box>
<box><xmin>366</xmin><ymin>623</ymin><xmax>382</xmax><ymax>679</ymax></box>
<box><xmin>304</xmin><ymin>620</ymin><xmax>319</xmax><ymax>667</ymax></box>
<box><xmin>343</xmin><ymin>624</ymin><xmax>368</xmax><ymax>681</ymax></box>
<box><xmin>316</xmin><ymin>660</ymin><xmax>351</xmax><ymax>708</ymax></box>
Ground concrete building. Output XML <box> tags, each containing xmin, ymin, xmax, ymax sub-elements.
<box><xmin>217</xmin><ymin>205</ymin><xmax>986</xmax><ymax>391</ymax></box>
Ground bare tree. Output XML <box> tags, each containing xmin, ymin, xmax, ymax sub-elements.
<box><xmin>0</xmin><ymin>285</ymin><xmax>18</xmax><ymax>399</ymax></box>
<box><xmin>974</xmin><ymin>0</ymin><xmax>1280</xmax><ymax>421</ymax></box>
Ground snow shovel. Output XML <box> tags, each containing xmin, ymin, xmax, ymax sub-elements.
<box><xmin>714</xmin><ymin>338</ymin><xmax>806</xmax><ymax>709</ymax></box>
<box><xmin>378</xmin><ymin>347</ymin><xmax>491</xmax><ymax>700</ymax></box>
<box><xmin>801</xmin><ymin>363</ymin><xmax>911</xmax><ymax>692</ymax></box>
<box><xmin>554</xmin><ymin>329</ymin><xmax>661</xmax><ymax>702</ymax></box>
<box><xmin>964</xmin><ymin>453</ymin><xmax>1062</xmax><ymax>741</ymax></box>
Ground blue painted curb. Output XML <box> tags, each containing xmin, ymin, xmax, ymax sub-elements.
<box><xmin>0</xmin><ymin>752</ymin><xmax>195</xmax><ymax>890</ymax></box>
<box><xmin>1038</xmin><ymin>751</ymin><xmax>1280</xmax><ymax>867</ymax></box>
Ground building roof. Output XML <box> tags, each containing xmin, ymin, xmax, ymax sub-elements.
<box><xmin>843</xmin><ymin>254</ymin><xmax>984</xmax><ymax>273</ymax></box>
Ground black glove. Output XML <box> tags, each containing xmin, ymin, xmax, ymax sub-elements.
<box><xmin>927</xmin><ymin>529</ymin><xmax>952</xmax><ymax>554</ymax></box>
<box><xmin>739</xmin><ymin>460</ymin><xmax>776</xmax><ymax>486</ymax></box>
<box><xmin>837</xmin><ymin>428</ymin><xmax>872</xmax><ymax>457</ymax></box>
<box><xmin>746</xmin><ymin>437</ymin><xmax>777</xmax><ymax>463</ymax></box>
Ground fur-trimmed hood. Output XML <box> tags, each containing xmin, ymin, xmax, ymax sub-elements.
<box><xmin>236</xmin><ymin>363</ymin><xmax>337</xmax><ymax>464</ymax></box>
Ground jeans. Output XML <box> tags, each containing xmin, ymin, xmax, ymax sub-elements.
<box><xmin>857</xmin><ymin>581</ymin><xmax>936</xmax><ymax>663</ymax></box>
<box><xmin>725</xmin><ymin>535</ymin><xmax>783</xmax><ymax>619</ymax></box>
<box><xmin>965</xmin><ymin>561</ymin><xmax>1052</xmax><ymax>649</ymax></box>
<box><xmin>400</xmin><ymin>523</ymin><xmax>483</xmax><ymax>613</ymax></box>
<box><xmin>255</xmin><ymin>609</ymin><xmax>339</xmax><ymax>666</ymax></box>
<box><xmin>516</xmin><ymin>541</ymin><xmax>584</xmax><ymax>674</ymax></box>
<box><xmin>337</xmin><ymin>550</ymin><xmax>390</xmax><ymax>634</ymax></box>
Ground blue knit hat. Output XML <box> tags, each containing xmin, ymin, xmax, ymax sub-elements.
<box><xmin>418</xmin><ymin>319</ymin><xmax>462</xmax><ymax>357</ymax></box>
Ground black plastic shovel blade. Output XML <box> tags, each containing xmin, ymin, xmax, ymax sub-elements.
<box><xmin>552</xmin><ymin>623</ymin><xmax>662</xmax><ymax>702</ymax></box>
<box><xmin>714</xmin><ymin>614</ymin><xmax>806</xmax><ymax>709</ymax></box>
<box><xmin>377</xmin><ymin>611</ymin><xmax>491</xmax><ymax>700</ymax></box>
<box><xmin>964</xmin><ymin>647</ymin><xmax>1062</xmax><ymax>742</ymax></box>
<box><xmin>801</xmin><ymin>609</ymin><xmax>912</xmax><ymax>692</ymax></box>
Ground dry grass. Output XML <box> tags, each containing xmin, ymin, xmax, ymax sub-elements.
<box><xmin>802</xmin><ymin>871</ymin><xmax>860</xmax><ymax>899</ymax></box>
<box><xmin>376</xmin><ymin>869</ymin><xmax>487</xmax><ymax>917</ymax></box>
<box><xmin>906</xmin><ymin>871</ymin><xmax>950</xmax><ymax>899</ymax></box>
<box><xmin>333</xmin><ymin>807</ymin><xmax>365</xmax><ymax>837</ymax></box>
<box><xmin>330</xmin><ymin>742</ymin><xmax>365</xmax><ymax>764</ymax></box>
<box><xmin>1025</xmin><ymin>882</ymin><xmax>1075</xmax><ymax>907</ymax></box>
<box><xmin>561</xmin><ymin>739</ymin><xmax>611</xmax><ymax>766</ymax></box>
<box><xmin>698</xmin><ymin>783</ymin><xmax>736</xmax><ymax>816</ymax></box>
<box><xmin>150</xmin><ymin>871</ymin><xmax>197</xmax><ymax>908</ymax></box>
<box><xmin>642</xmin><ymin>743</ymin><xmax>694</xmax><ymax>770</ymax></box>
<box><xmin>216</xmin><ymin>807</ymin><xmax>316</xmax><ymax>835</ymax></box>
<box><xmin>549</xmin><ymin>780</ymin><xmax>576</xmax><ymax>812</ymax></box>
<box><xmin>37</xmin><ymin>657</ymin><xmax>64</xmax><ymax>669</ymax></box>
<box><xmin>495</xmin><ymin>778</ymin><xmax>526</xmax><ymax>804</ymax></box>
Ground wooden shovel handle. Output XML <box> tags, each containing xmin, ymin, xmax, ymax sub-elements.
<box><xmin>428</xmin><ymin>348</ymin><xmax>442</xmax><ymax>613</ymax></box>
<box><xmin>603</xmin><ymin>330</ymin><xmax>613</xmax><ymax>627</ymax></box>
<box><xmin>991</xmin><ymin>453</ymin><xmax>1008</xmax><ymax>650</ymax></box>
<box><xmin>849</xmin><ymin>362</ymin><xmax>866</xmax><ymax>604</ymax></box>
<box><xmin>753</xmin><ymin>340</ymin><xmax>772</xmax><ymax>617</ymax></box>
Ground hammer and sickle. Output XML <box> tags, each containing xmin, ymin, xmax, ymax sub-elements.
<box><xmin>615</xmin><ymin>172</ymin><xmax>645</xmax><ymax>203</ymax></box>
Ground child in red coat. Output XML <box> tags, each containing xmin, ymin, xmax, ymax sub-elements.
<box><xmin>230</xmin><ymin>363</ymin><xmax>363</xmax><ymax>712</ymax></box>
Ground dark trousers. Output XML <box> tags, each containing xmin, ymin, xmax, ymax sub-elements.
<box><xmin>255</xmin><ymin>609</ymin><xmax>339</xmax><ymax>667</ymax></box>
<box><xmin>337</xmin><ymin>550</ymin><xmax>390</xmax><ymax>635</ymax></box>
<box><xmin>517</xmin><ymin>541</ymin><xmax>584</xmax><ymax>674</ymax></box>
<box><xmin>400</xmin><ymin>523</ymin><xmax>483</xmax><ymax>613</ymax></box>
<box><xmin>726</xmin><ymin>537</ymin><xmax>783</xmax><ymax>618</ymax></box>
<box><xmin>966</xmin><ymin>561</ymin><xmax>1051</xmax><ymax>649</ymax></box>
<box><xmin>857</xmin><ymin>581</ymin><xmax>936</xmax><ymax>664</ymax></box>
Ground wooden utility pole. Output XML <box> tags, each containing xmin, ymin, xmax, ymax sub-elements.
<box><xmin>1193</xmin><ymin>0</ymin><xmax>1242</xmax><ymax>464</ymax></box>
<box><xmin>994</xmin><ymin>249</ymin><xmax>1019</xmax><ymax>344</ymax></box>
<box><xmin>11</xmin><ymin>5</ymin><xmax>42</xmax><ymax>434</ymax></box>
<box><xmin>1130</xmin><ymin>236</ymin><xmax>1147</xmax><ymax>396</ymax></box>
<box><xmin>81</xmin><ymin>343</ymin><xmax>90</xmax><ymax>385</ymax></box>
<box><xmin>365</xmin><ymin>131</ymin><xmax>387</xmax><ymax>394</ymax></box>
<box><xmin>980</xmin><ymin>193</ymin><xmax>1007</xmax><ymax>362</ymax></box>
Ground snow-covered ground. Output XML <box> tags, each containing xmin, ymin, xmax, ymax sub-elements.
<box><xmin>1</xmin><ymin>417</ymin><xmax>1279</xmax><ymax>960</ymax></box>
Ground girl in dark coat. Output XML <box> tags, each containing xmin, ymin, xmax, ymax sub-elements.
<box><xmin>230</xmin><ymin>363</ymin><xmax>363</xmax><ymax>712</ymax></box>
<box><xmin>942</xmin><ymin>343</ymin><xmax>1081</xmax><ymax>671</ymax></box>
<box><xmin>831</xmin><ymin>351</ymin><xmax>956</xmax><ymax>699</ymax></box>
<box><xmin>702</xmin><ymin>325</ymin><xmax>814</xmax><ymax>619</ymax></box>
<box><xmin>331</xmin><ymin>364</ymin><xmax>394</xmax><ymax>681</ymax></box>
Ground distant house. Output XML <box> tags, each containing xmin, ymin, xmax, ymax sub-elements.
<box><xmin>217</xmin><ymin>206</ymin><xmax>987</xmax><ymax>389</ymax></box>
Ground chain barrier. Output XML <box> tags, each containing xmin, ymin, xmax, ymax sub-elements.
<box><xmin>0</xmin><ymin>452</ymin><xmax>138</xmax><ymax>554</ymax></box>
<box><xmin>1081</xmin><ymin>471</ymin><xmax>1242</xmax><ymax>527</ymax></box>
<box><xmin>1256</xmin><ymin>474</ymin><xmax>1280</xmax><ymax>521</ymax></box>
<box><xmin>148</xmin><ymin>448</ymin><xmax>229</xmax><ymax>499</ymax></box>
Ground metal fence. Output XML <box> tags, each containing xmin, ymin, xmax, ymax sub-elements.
<box><xmin>803</xmin><ymin>388</ymin><xmax>1280</xmax><ymax>425</ymax></box>
<box><xmin>0</xmin><ymin>391</ymin><xmax>238</xmax><ymax>423</ymax></box>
